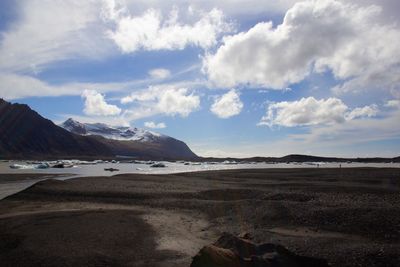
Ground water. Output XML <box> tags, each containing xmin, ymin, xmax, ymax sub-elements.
<box><xmin>2</xmin><ymin>161</ymin><xmax>400</xmax><ymax>176</ymax></box>
<box><xmin>1</xmin><ymin>160</ymin><xmax>399</xmax><ymax>200</ymax></box>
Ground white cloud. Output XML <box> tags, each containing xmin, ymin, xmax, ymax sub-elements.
<box><xmin>121</xmin><ymin>85</ymin><xmax>200</xmax><ymax>118</ymax></box>
<box><xmin>210</xmin><ymin>90</ymin><xmax>243</xmax><ymax>118</ymax></box>
<box><xmin>0</xmin><ymin>1</ymin><xmax>111</xmax><ymax>73</ymax></box>
<box><xmin>385</xmin><ymin>99</ymin><xmax>400</xmax><ymax>109</ymax></box>
<box><xmin>117</xmin><ymin>0</ymin><xmax>301</xmax><ymax>18</ymax></box>
<box><xmin>0</xmin><ymin>0</ymin><xmax>303</xmax><ymax>75</ymax></box>
<box><xmin>258</xmin><ymin>96</ymin><xmax>379</xmax><ymax>127</ymax></box>
<box><xmin>102</xmin><ymin>1</ymin><xmax>233</xmax><ymax>53</ymax></box>
<box><xmin>203</xmin><ymin>0</ymin><xmax>400</xmax><ymax>96</ymax></box>
<box><xmin>156</xmin><ymin>87</ymin><xmax>200</xmax><ymax>117</ymax></box>
<box><xmin>148</xmin><ymin>68</ymin><xmax>171</xmax><ymax>79</ymax></box>
<box><xmin>287</xmin><ymin>108</ymin><xmax>400</xmax><ymax>147</ymax></box>
<box><xmin>0</xmin><ymin>72</ymin><xmax>152</xmax><ymax>100</ymax></box>
<box><xmin>144</xmin><ymin>121</ymin><xmax>166</xmax><ymax>129</ymax></box>
<box><xmin>259</xmin><ymin>97</ymin><xmax>348</xmax><ymax>127</ymax></box>
<box><xmin>82</xmin><ymin>90</ymin><xmax>121</xmax><ymax>116</ymax></box>
<box><xmin>331</xmin><ymin>65</ymin><xmax>400</xmax><ymax>98</ymax></box>
<box><xmin>345</xmin><ymin>104</ymin><xmax>379</xmax><ymax>120</ymax></box>
<box><xmin>0</xmin><ymin>0</ymin><xmax>299</xmax><ymax>75</ymax></box>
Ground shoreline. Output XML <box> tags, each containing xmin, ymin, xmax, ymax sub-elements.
<box><xmin>0</xmin><ymin>173</ymin><xmax>74</xmax><ymax>200</ymax></box>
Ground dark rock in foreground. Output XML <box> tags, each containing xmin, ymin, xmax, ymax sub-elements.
<box><xmin>191</xmin><ymin>233</ymin><xmax>329</xmax><ymax>267</ymax></box>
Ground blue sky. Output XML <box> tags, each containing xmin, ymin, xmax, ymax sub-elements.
<box><xmin>1</xmin><ymin>0</ymin><xmax>400</xmax><ymax>157</ymax></box>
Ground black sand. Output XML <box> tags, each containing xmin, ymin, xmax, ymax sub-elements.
<box><xmin>0</xmin><ymin>210</ymin><xmax>177</xmax><ymax>267</ymax></box>
<box><xmin>0</xmin><ymin>173</ymin><xmax>72</xmax><ymax>183</ymax></box>
<box><xmin>0</xmin><ymin>168</ymin><xmax>399</xmax><ymax>266</ymax></box>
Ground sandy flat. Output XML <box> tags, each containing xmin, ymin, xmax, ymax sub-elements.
<box><xmin>0</xmin><ymin>168</ymin><xmax>399</xmax><ymax>266</ymax></box>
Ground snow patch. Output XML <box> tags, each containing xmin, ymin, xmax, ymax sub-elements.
<box><xmin>60</xmin><ymin>118</ymin><xmax>166</xmax><ymax>142</ymax></box>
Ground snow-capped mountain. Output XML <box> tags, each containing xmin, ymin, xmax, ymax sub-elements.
<box><xmin>61</xmin><ymin>118</ymin><xmax>165</xmax><ymax>143</ymax></box>
<box><xmin>60</xmin><ymin>118</ymin><xmax>198</xmax><ymax>159</ymax></box>
<box><xmin>0</xmin><ymin>100</ymin><xmax>197</xmax><ymax>160</ymax></box>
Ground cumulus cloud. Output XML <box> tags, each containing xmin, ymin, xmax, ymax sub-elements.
<box><xmin>210</xmin><ymin>90</ymin><xmax>243</xmax><ymax>118</ymax></box>
<box><xmin>345</xmin><ymin>104</ymin><xmax>379</xmax><ymax>120</ymax></box>
<box><xmin>259</xmin><ymin>97</ymin><xmax>347</xmax><ymax>127</ymax></box>
<box><xmin>121</xmin><ymin>85</ymin><xmax>200</xmax><ymax>118</ymax></box>
<box><xmin>148</xmin><ymin>68</ymin><xmax>171</xmax><ymax>79</ymax></box>
<box><xmin>102</xmin><ymin>1</ymin><xmax>233</xmax><ymax>53</ymax></box>
<box><xmin>82</xmin><ymin>90</ymin><xmax>121</xmax><ymax>116</ymax></box>
<box><xmin>385</xmin><ymin>99</ymin><xmax>400</xmax><ymax>109</ymax></box>
<box><xmin>286</xmin><ymin>108</ymin><xmax>400</xmax><ymax>148</ymax></box>
<box><xmin>258</xmin><ymin>97</ymin><xmax>379</xmax><ymax>127</ymax></box>
<box><xmin>203</xmin><ymin>0</ymin><xmax>400</xmax><ymax>96</ymax></box>
<box><xmin>331</xmin><ymin>65</ymin><xmax>400</xmax><ymax>97</ymax></box>
<box><xmin>144</xmin><ymin>121</ymin><xmax>166</xmax><ymax>129</ymax></box>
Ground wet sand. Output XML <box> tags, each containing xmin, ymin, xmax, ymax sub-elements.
<box><xmin>0</xmin><ymin>168</ymin><xmax>399</xmax><ymax>266</ymax></box>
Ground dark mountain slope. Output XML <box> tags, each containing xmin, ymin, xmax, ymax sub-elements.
<box><xmin>0</xmin><ymin>99</ymin><xmax>112</xmax><ymax>158</ymax></box>
<box><xmin>92</xmin><ymin>135</ymin><xmax>198</xmax><ymax>160</ymax></box>
<box><xmin>0</xmin><ymin>99</ymin><xmax>197</xmax><ymax>160</ymax></box>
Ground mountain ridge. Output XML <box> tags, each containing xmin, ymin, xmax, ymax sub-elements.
<box><xmin>60</xmin><ymin>118</ymin><xmax>166</xmax><ymax>143</ymax></box>
<box><xmin>0</xmin><ymin>99</ymin><xmax>113</xmax><ymax>159</ymax></box>
<box><xmin>0</xmin><ymin>99</ymin><xmax>197</xmax><ymax>160</ymax></box>
<box><xmin>60</xmin><ymin>118</ymin><xmax>198</xmax><ymax>160</ymax></box>
<box><xmin>200</xmin><ymin>154</ymin><xmax>400</xmax><ymax>163</ymax></box>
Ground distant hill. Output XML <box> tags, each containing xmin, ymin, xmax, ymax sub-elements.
<box><xmin>200</xmin><ymin>154</ymin><xmax>400</xmax><ymax>163</ymax></box>
<box><xmin>278</xmin><ymin>154</ymin><xmax>398</xmax><ymax>163</ymax></box>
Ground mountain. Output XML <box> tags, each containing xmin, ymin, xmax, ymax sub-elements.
<box><xmin>0</xmin><ymin>99</ymin><xmax>197</xmax><ymax>160</ymax></box>
<box><xmin>61</xmin><ymin>118</ymin><xmax>165</xmax><ymax>143</ymax></box>
<box><xmin>60</xmin><ymin>118</ymin><xmax>198</xmax><ymax>160</ymax></box>
<box><xmin>0</xmin><ymin>99</ymin><xmax>113</xmax><ymax>159</ymax></box>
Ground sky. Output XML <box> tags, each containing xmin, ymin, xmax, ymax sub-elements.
<box><xmin>0</xmin><ymin>0</ymin><xmax>399</xmax><ymax>158</ymax></box>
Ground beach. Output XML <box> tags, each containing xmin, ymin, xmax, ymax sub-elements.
<box><xmin>0</xmin><ymin>168</ymin><xmax>399</xmax><ymax>266</ymax></box>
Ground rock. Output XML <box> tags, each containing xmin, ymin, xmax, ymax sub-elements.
<box><xmin>52</xmin><ymin>163</ymin><xmax>65</xmax><ymax>168</ymax></box>
<box><xmin>239</xmin><ymin>232</ymin><xmax>253</xmax><ymax>240</ymax></box>
<box><xmin>150</xmin><ymin>162</ymin><xmax>166</xmax><ymax>168</ymax></box>
<box><xmin>104</xmin><ymin>168</ymin><xmax>119</xmax><ymax>172</ymax></box>
<box><xmin>191</xmin><ymin>245</ymin><xmax>242</xmax><ymax>267</ymax></box>
<box><xmin>191</xmin><ymin>233</ymin><xmax>329</xmax><ymax>267</ymax></box>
